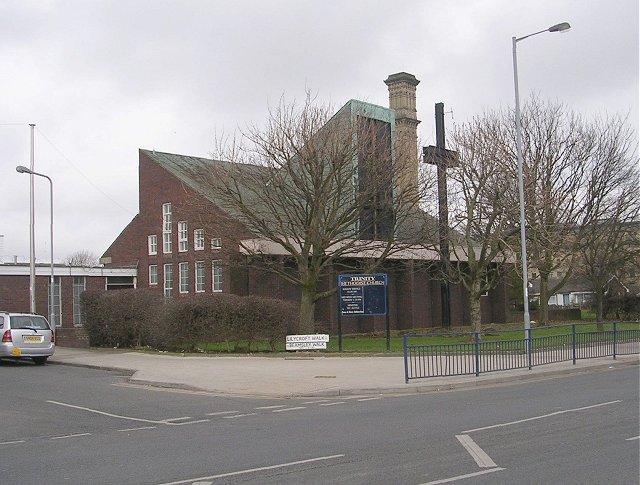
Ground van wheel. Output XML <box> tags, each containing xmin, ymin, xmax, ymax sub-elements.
<box><xmin>32</xmin><ymin>357</ymin><xmax>48</xmax><ymax>365</ymax></box>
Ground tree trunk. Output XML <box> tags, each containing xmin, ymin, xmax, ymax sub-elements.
<box><xmin>595</xmin><ymin>288</ymin><xmax>605</xmax><ymax>331</ymax></box>
<box><xmin>469</xmin><ymin>279</ymin><xmax>483</xmax><ymax>333</ymax></box>
<box><xmin>298</xmin><ymin>289</ymin><xmax>316</xmax><ymax>334</ymax></box>
<box><xmin>539</xmin><ymin>276</ymin><xmax>549</xmax><ymax>325</ymax></box>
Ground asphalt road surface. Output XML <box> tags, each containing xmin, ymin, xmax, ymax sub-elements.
<box><xmin>1</xmin><ymin>360</ymin><xmax>638</xmax><ymax>484</ymax></box>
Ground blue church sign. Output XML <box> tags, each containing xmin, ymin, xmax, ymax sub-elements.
<box><xmin>338</xmin><ymin>273</ymin><xmax>388</xmax><ymax>316</ymax></box>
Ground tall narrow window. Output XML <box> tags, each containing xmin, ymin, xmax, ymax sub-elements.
<box><xmin>195</xmin><ymin>261</ymin><xmax>205</xmax><ymax>292</ymax></box>
<box><xmin>149</xmin><ymin>265</ymin><xmax>158</xmax><ymax>286</ymax></box>
<box><xmin>48</xmin><ymin>276</ymin><xmax>62</xmax><ymax>327</ymax></box>
<box><xmin>163</xmin><ymin>203</ymin><xmax>172</xmax><ymax>253</ymax></box>
<box><xmin>194</xmin><ymin>229</ymin><xmax>205</xmax><ymax>251</ymax></box>
<box><xmin>148</xmin><ymin>235</ymin><xmax>157</xmax><ymax>255</ymax></box>
<box><xmin>179</xmin><ymin>262</ymin><xmax>189</xmax><ymax>293</ymax></box>
<box><xmin>211</xmin><ymin>237</ymin><xmax>221</xmax><ymax>249</ymax></box>
<box><xmin>178</xmin><ymin>221</ymin><xmax>188</xmax><ymax>252</ymax></box>
<box><xmin>212</xmin><ymin>259</ymin><xmax>223</xmax><ymax>292</ymax></box>
<box><xmin>72</xmin><ymin>276</ymin><xmax>86</xmax><ymax>326</ymax></box>
<box><xmin>164</xmin><ymin>264</ymin><xmax>173</xmax><ymax>297</ymax></box>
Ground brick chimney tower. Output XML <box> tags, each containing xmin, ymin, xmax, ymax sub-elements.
<box><xmin>384</xmin><ymin>72</ymin><xmax>420</xmax><ymax>198</ymax></box>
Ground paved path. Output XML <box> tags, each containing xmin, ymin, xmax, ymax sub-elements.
<box><xmin>50</xmin><ymin>347</ymin><xmax>639</xmax><ymax>398</ymax></box>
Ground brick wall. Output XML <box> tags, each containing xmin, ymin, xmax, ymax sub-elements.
<box><xmin>102</xmin><ymin>148</ymin><xmax>510</xmax><ymax>334</ymax></box>
<box><xmin>104</xmin><ymin>150</ymin><xmax>250</xmax><ymax>298</ymax></box>
<box><xmin>0</xmin><ymin>272</ymin><xmax>111</xmax><ymax>348</ymax></box>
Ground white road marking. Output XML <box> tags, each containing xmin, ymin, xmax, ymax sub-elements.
<box><xmin>319</xmin><ymin>402</ymin><xmax>346</xmax><ymax>406</ymax></box>
<box><xmin>357</xmin><ymin>397</ymin><xmax>381</xmax><ymax>402</ymax></box>
<box><xmin>625</xmin><ymin>436</ymin><xmax>639</xmax><ymax>441</ymax></box>
<box><xmin>272</xmin><ymin>406</ymin><xmax>307</xmax><ymax>412</ymax></box>
<box><xmin>455</xmin><ymin>434</ymin><xmax>497</xmax><ymax>468</ymax></box>
<box><xmin>167</xmin><ymin>419</ymin><xmax>210</xmax><ymax>426</ymax></box>
<box><xmin>420</xmin><ymin>467</ymin><xmax>505</xmax><ymax>484</ymax></box>
<box><xmin>192</xmin><ymin>482</ymin><xmax>212</xmax><ymax>485</ymax></box>
<box><xmin>222</xmin><ymin>413</ymin><xmax>257</xmax><ymax>419</ymax></box>
<box><xmin>0</xmin><ymin>440</ymin><xmax>26</xmax><ymax>446</ymax></box>
<box><xmin>47</xmin><ymin>399</ymin><xmax>195</xmax><ymax>426</ymax></box>
<box><xmin>47</xmin><ymin>400</ymin><xmax>167</xmax><ymax>424</ymax></box>
<box><xmin>462</xmin><ymin>400</ymin><xmax>622</xmax><ymax>434</ymax></box>
<box><xmin>206</xmin><ymin>411</ymin><xmax>239</xmax><ymax>416</ymax></box>
<box><xmin>255</xmin><ymin>405</ymin><xmax>286</xmax><ymax>410</ymax></box>
<box><xmin>51</xmin><ymin>433</ymin><xmax>91</xmax><ymax>440</ymax></box>
<box><xmin>303</xmin><ymin>399</ymin><xmax>331</xmax><ymax>404</ymax></box>
<box><xmin>117</xmin><ymin>426</ymin><xmax>157</xmax><ymax>432</ymax></box>
<box><xmin>164</xmin><ymin>417</ymin><xmax>192</xmax><ymax>422</ymax></box>
<box><xmin>156</xmin><ymin>454</ymin><xmax>345</xmax><ymax>485</ymax></box>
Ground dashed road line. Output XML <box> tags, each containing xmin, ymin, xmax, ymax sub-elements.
<box><xmin>222</xmin><ymin>413</ymin><xmax>257</xmax><ymax>419</ymax></box>
<box><xmin>625</xmin><ymin>436</ymin><xmax>639</xmax><ymax>441</ymax></box>
<box><xmin>420</xmin><ymin>467</ymin><xmax>505</xmax><ymax>484</ymax></box>
<box><xmin>357</xmin><ymin>397</ymin><xmax>381</xmax><ymax>402</ymax></box>
<box><xmin>272</xmin><ymin>406</ymin><xmax>306</xmax><ymax>413</ymax></box>
<box><xmin>303</xmin><ymin>399</ymin><xmax>331</xmax><ymax>404</ymax></box>
<box><xmin>0</xmin><ymin>440</ymin><xmax>26</xmax><ymax>446</ymax></box>
<box><xmin>117</xmin><ymin>426</ymin><xmax>157</xmax><ymax>432</ymax></box>
<box><xmin>255</xmin><ymin>405</ymin><xmax>287</xmax><ymax>410</ymax></box>
<box><xmin>51</xmin><ymin>433</ymin><xmax>91</xmax><ymax>440</ymax></box>
<box><xmin>319</xmin><ymin>402</ymin><xmax>346</xmax><ymax>406</ymax></box>
<box><xmin>206</xmin><ymin>411</ymin><xmax>239</xmax><ymax>416</ymax></box>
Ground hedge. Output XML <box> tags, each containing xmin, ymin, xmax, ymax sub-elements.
<box><xmin>81</xmin><ymin>290</ymin><xmax>299</xmax><ymax>352</ymax></box>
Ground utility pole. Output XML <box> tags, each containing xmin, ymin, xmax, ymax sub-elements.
<box><xmin>423</xmin><ymin>103</ymin><xmax>458</xmax><ymax>327</ymax></box>
<box><xmin>29</xmin><ymin>123</ymin><xmax>36</xmax><ymax>313</ymax></box>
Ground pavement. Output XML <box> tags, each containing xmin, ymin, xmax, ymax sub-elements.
<box><xmin>48</xmin><ymin>347</ymin><xmax>639</xmax><ymax>399</ymax></box>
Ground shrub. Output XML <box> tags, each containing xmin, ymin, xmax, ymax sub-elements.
<box><xmin>604</xmin><ymin>294</ymin><xmax>640</xmax><ymax>321</ymax></box>
<box><xmin>82</xmin><ymin>289</ymin><xmax>163</xmax><ymax>348</ymax></box>
<box><xmin>243</xmin><ymin>296</ymin><xmax>298</xmax><ymax>350</ymax></box>
<box><xmin>83</xmin><ymin>289</ymin><xmax>300</xmax><ymax>351</ymax></box>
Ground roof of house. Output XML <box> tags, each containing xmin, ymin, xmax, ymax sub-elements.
<box><xmin>529</xmin><ymin>277</ymin><xmax>593</xmax><ymax>295</ymax></box>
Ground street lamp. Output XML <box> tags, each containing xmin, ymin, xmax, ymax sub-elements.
<box><xmin>16</xmin><ymin>165</ymin><xmax>54</xmax><ymax>326</ymax></box>
<box><xmin>512</xmin><ymin>22</ymin><xmax>571</xmax><ymax>334</ymax></box>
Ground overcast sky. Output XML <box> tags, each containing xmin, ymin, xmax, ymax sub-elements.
<box><xmin>1</xmin><ymin>0</ymin><xmax>638</xmax><ymax>263</ymax></box>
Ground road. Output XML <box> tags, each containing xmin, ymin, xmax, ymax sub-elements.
<box><xmin>0</xmin><ymin>360</ymin><xmax>638</xmax><ymax>484</ymax></box>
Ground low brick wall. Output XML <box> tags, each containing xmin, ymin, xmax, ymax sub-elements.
<box><xmin>55</xmin><ymin>327</ymin><xmax>90</xmax><ymax>348</ymax></box>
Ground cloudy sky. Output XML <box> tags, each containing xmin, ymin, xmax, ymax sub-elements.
<box><xmin>1</xmin><ymin>0</ymin><xmax>637</xmax><ymax>263</ymax></box>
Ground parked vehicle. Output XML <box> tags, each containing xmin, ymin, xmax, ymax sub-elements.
<box><xmin>0</xmin><ymin>312</ymin><xmax>55</xmax><ymax>365</ymax></box>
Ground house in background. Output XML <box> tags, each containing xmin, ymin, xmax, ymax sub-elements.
<box><xmin>0</xmin><ymin>261</ymin><xmax>136</xmax><ymax>347</ymax></box>
<box><xmin>529</xmin><ymin>277</ymin><xmax>594</xmax><ymax>309</ymax></box>
<box><xmin>101</xmin><ymin>72</ymin><xmax>509</xmax><ymax>331</ymax></box>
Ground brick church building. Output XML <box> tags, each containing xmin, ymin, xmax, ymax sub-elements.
<box><xmin>102</xmin><ymin>73</ymin><xmax>508</xmax><ymax>332</ymax></box>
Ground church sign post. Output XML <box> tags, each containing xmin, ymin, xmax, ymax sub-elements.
<box><xmin>338</xmin><ymin>273</ymin><xmax>390</xmax><ymax>351</ymax></box>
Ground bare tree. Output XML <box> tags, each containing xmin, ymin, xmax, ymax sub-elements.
<box><xmin>502</xmin><ymin>97</ymin><xmax>597</xmax><ymax>323</ymax></box>
<box><xmin>577</xmin><ymin>115</ymin><xmax>640</xmax><ymax>323</ymax></box>
<box><xmin>188</xmin><ymin>94</ymin><xmax>428</xmax><ymax>333</ymax></box>
<box><xmin>64</xmin><ymin>250</ymin><xmax>99</xmax><ymax>267</ymax></box>
<box><xmin>441</xmin><ymin>98</ymin><xmax>638</xmax><ymax>330</ymax></box>
<box><xmin>445</xmin><ymin>112</ymin><xmax>518</xmax><ymax>331</ymax></box>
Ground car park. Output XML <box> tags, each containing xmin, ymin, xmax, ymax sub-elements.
<box><xmin>0</xmin><ymin>311</ymin><xmax>55</xmax><ymax>365</ymax></box>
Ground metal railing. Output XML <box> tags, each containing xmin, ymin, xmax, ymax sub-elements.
<box><xmin>403</xmin><ymin>322</ymin><xmax>640</xmax><ymax>383</ymax></box>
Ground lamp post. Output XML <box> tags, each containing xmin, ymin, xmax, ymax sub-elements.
<box><xmin>512</xmin><ymin>22</ymin><xmax>570</xmax><ymax>334</ymax></box>
<box><xmin>28</xmin><ymin>124</ymin><xmax>36</xmax><ymax>312</ymax></box>
<box><xmin>16</xmin><ymin>166</ymin><xmax>54</xmax><ymax>326</ymax></box>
